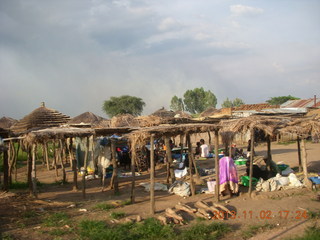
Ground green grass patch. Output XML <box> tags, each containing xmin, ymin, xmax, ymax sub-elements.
<box><xmin>178</xmin><ymin>222</ymin><xmax>230</xmax><ymax>240</ymax></box>
<box><xmin>307</xmin><ymin>210</ymin><xmax>320</xmax><ymax>219</ymax></box>
<box><xmin>9</xmin><ymin>181</ymin><xmax>42</xmax><ymax>189</ymax></box>
<box><xmin>94</xmin><ymin>202</ymin><xmax>116</xmax><ymax>211</ymax></box>
<box><xmin>277</xmin><ymin>141</ymin><xmax>296</xmax><ymax>145</ymax></box>
<box><xmin>121</xmin><ymin>199</ymin><xmax>132</xmax><ymax>206</ymax></box>
<box><xmin>43</xmin><ymin>212</ymin><xmax>70</xmax><ymax>227</ymax></box>
<box><xmin>241</xmin><ymin>223</ymin><xmax>276</xmax><ymax>239</ymax></box>
<box><xmin>47</xmin><ymin>228</ymin><xmax>72</xmax><ymax>237</ymax></box>
<box><xmin>287</xmin><ymin>225</ymin><xmax>320</xmax><ymax>240</ymax></box>
<box><xmin>23</xmin><ymin>210</ymin><xmax>38</xmax><ymax>219</ymax></box>
<box><xmin>110</xmin><ymin>211</ymin><xmax>126</xmax><ymax>219</ymax></box>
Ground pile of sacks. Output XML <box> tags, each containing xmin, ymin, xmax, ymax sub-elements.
<box><xmin>256</xmin><ymin>173</ymin><xmax>303</xmax><ymax>192</ymax></box>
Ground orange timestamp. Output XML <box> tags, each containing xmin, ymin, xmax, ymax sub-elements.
<box><xmin>213</xmin><ymin>210</ymin><xmax>309</xmax><ymax>220</ymax></box>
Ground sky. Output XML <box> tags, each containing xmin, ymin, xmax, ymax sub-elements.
<box><xmin>1</xmin><ymin>0</ymin><xmax>319</xmax><ymax>120</ymax></box>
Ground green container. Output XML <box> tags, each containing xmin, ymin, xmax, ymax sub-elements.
<box><xmin>241</xmin><ymin>176</ymin><xmax>258</xmax><ymax>186</ymax></box>
<box><xmin>277</xmin><ymin>164</ymin><xmax>289</xmax><ymax>171</ymax></box>
<box><xmin>234</xmin><ymin>159</ymin><xmax>247</xmax><ymax>165</ymax></box>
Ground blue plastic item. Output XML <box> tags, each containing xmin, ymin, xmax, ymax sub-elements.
<box><xmin>309</xmin><ymin>177</ymin><xmax>320</xmax><ymax>185</ymax></box>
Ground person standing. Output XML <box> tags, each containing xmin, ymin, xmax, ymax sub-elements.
<box><xmin>200</xmin><ymin>139</ymin><xmax>209</xmax><ymax>158</ymax></box>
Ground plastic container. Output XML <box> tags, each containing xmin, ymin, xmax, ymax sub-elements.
<box><xmin>241</xmin><ymin>176</ymin><xmax>258</xmax><ymax>186</ymax></box>
<box><xmin>235</xmin><ymin>158</ymin><xmax>247</xmax><ymax>165</ymax></box>
<box><xmin>309</xmin><ymin>177</ymin><xmax>320</xmax><ymax>185</ymax></box>
<box><xmin>207</xmin><ymin>180</ymin><xmax>216</xmax><ymax>193</ymax></box>
<box><xmin>277</xmin><ymin>164</ymin><xmax>289</xmax><ymax>171</ymax></box>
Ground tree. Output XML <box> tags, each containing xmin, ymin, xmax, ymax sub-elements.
<box><xmin>222</xmin><ymin>97</ymin><xmax>245</xmax><ymax>108</ymax></box>
<box><xmin>266</xmin><ymin>95</ymin><xmax>300</xmax><ymax>105</ymax></box>
<box><xmin>183</xmin><ymin>87</ymin><xmax>217</xmax><ymax>114</ymax></box>
<box><xmin>170</xmin><ymin>96</ymin><xmax>184</xmax><ymax>111</ymax></box>
<box><xmin>102</xmin><ymin>95</ymin><xmax>146</xmax><ymax>117</ymax></box>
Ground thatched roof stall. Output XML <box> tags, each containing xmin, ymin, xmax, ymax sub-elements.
<box><xmin>279</xmin><ymin>116</ymin><xmax>320</xmax><ymax>189</ymax></box>
<box><xmin>127</xmin><ymin>122</ymin><xmax>221</xmax><ymax>205</ymax></box>
<box><xmin>151</xmin><ymin>107</ymin><xmax>176</xmax><ymax>118</ymax></box>
<box><xmin>219</xmin><ymin>115</ymin><xmax>290</xmax><ymax>196</ymax></box>
<box><xmin>68</xmin><ymin>112</ymin><xmax>106</xmax><ymax>127</ymax></box>
<box><xmin>11</xmin><ymin>102</ymin><xmax>70</xmax><ymax>135</ymax></box>
<box><xmin>0</xmin><ymin>117</ymin><xmax>18</xmax><ymax>130</ymax></box>
<box><xmin>110</xmin><ymin>114</ymin><xmax>140</xmax><ymax>128</ymax></box>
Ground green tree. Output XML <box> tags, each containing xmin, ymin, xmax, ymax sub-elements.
<box><xmin>102</xmin><ymin>95</ymin><xmax>146</xmax><ymax>117</ymax></box>
<box><xmin>170</xmin><ymin>96</ymin><xmax>184</xmax><ymax>111</ymax></box>
<box><xmin>266</xmin><ymin>95</ymin><xmax>300</xmax><ymax>105</ymax></box>
<box><xmin>183</xmin><ymin>87</ymin><xmax>217</xmax><ymax>114</ymax></box>
<box><xmin>221</xmin><ymin>98</ymin><xmax>245</xmax><ymax>108</ymax></box>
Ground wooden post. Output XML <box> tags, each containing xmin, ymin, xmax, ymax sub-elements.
<box><xmin>165</xmin><ymin>136</ymin><xmax>175</xmax><ymax>184</ymax></box>
<box><xmin>208</xmin><ymin>131</ymin><xmax>212</xmax><ymax>147</ymax></box>
<box><xmin>130</xmin><ymin>144</ymin><xmax>136</xmax><ymax>204</ymax></box>
<box><xmin>214</xmin><ymin>129</ymin><xmax>220</xmax><ymax>202</ymax></box>
<box><xmin>180</xmin><ymin>134</ymin><xmax>184</xmax><ymax>162</ymax></box>
<box><xmin>3</xmin><ymin>146</ymin><xmax>9</xmax><ymax>191</ymax></box>
<box><xmin>301</xmin><ymin>138</ymin><xmax>312</xmax><ymax>189</ymax></box>
<box><xmin>27</xmin><ymin>148</ymin><xmax>32</xmax><ymax>195</ymax></box>
<box><xmin>186</xmin><ymin>134</ymin><xmax>195</xmax><ymax>196</ymax></box>
<box><xmin>31</xmin><ymin>144</ymin><xmax>37</xmax><ymax>198</ymax></box>
<box><xmin>53</xmin><ymin>141</ymin><xmax>58</xmax><ymax>178</ymax></box>
<box><xmin>69</xmin><ymin>138</ymin><xmax>78</xmax><ymax>191</ymax></box>
<box><xmin>44</xmin><ymin>141</ymin><xmax>50</xmax><ymax>170</ymax></box>
<box><xmin>297</xmin><ymin>137</ymin><xmax>302</xmax><ymax>172</ymax></box>
<box><xmin>229</xmin><ymin>142</ymin><xmax>232</xmax><ymax>158</ymax></box>
<box><xmin>150</xmin><ymin>134</ymin><xmax>155</xmax><ymax>215</ymax></box>
<box><xmin>111</xmin><ymin>139</ymin><xmax>119</xmax><ymax>194</ymax></box>
<box><xmin>59</xmin><ymin>139</ymin><xmax>67</xmax><ymax>183</ymax></box>
<box><xmin>82</xmin><ymin>137</ymin><xmax>89</xmax><ymax>199</ymax></box>
<box><xmin>248</xmin><ymin>129</ymin><xmax>255</xmax><ymax>196</ymax></box>
<box><xmin>266</xmin><ymin>135</ymin><xmax>272</xmax><ymax>171</ymax></box>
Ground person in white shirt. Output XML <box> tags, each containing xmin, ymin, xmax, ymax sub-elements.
<box><xmin>200</xmin><ymin>139</ymin><xmax>209</xmax><ymax>158</ymax></box>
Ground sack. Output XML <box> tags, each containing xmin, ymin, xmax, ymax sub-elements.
<box><xmin>168</xmin><ymin>180</ymin><xmax>190</xmax><ymax>197</ymax></box>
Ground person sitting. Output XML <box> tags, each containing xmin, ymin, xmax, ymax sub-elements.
<box><xmin>200</xmin><ymin>139</ymin><xmax>212</xmax><ymax>158</ymax></box>
<box><xmin>195</xmin><ymin>142</ymin><xmax>201</xmax><ymax>156</ymax></box>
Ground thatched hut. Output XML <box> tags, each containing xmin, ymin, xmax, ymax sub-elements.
<box><xmin>174</xmin><ymin>111</ymin><xmax>191</xmax><ymax>119</ymax></box>
<box><xmin>110</xmin><ymin>114</ymin><xmax>140</xmax><ymax>128</ymax></box>
<box><xmin>0</xmin><ymin>117</ymin><xmax>18</xmax><ymax>130</ymax></box>
<box><xmin>11</xmin><ymin>102</ymin><xmax>70</xmax><ymax>135</ymax></box>
<box><xmin>68</xmin><ymin>112</ymin><xmax>106</xmax><ymax>127</ymax></box>
<box><xmin>151</xmin><ymin>107</ymin><xmax>175</xmax><ymax>118</ymax></box>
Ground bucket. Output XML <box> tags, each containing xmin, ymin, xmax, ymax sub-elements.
<box><xmin>207</xmin><ymin>181</ymin><xmax>216</xmax><ymax>193</ymax></box>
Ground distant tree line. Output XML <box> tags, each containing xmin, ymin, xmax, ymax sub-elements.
<box><xmin>101</xmin><ymin>89</ymin><xmax>299</xmax><ymax>118</ymax></box>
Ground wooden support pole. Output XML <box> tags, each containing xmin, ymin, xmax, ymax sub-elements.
<box><xmin>180</xmin><ymin>134</ymin><xmax>184</xmax><ymax>162</ymax></box>
<box><xmin>208</xmin><ymin>131</ymin><xmax>212</xmax><ymax>146</ymax></box>
<box><xmin>130</xmin><ymin>145</ymin><xmax>136</xmax><ymax>204</ymax></box>
<box><xmin>297</xmin><ymin>137</ymin><xmax>302</xmax><ymax>172</ymax></box>
<box><xmin>111</xmin><ymin>139</ymin><xmax>119</xmax><ymax>194</ymax></box>
<box><xmin>68</xmin><ymin>138</ymin><xmax>78</xmax><ymax>191</ymax></box>
<box><xmin>186</xmin><ymin>134</ymin><xmax>195</xmax><ymax>196</ymax></box>
<box><xmin>27</xmin><ymin>148</ymin><xmax>32</xmax><ymax>195</ymax></box>
<box><xmin>150</xmin><ymin>134</ymin><xmax>155</xmax><ymax>215</ymax></box>
<box><xmin>301</xmin><ymin>138</ymin><xmax>312</xmax><ymax>190</ymax></box>
<box><xmin>266</xmin><ymin>135</ymin><xmax>272</xmax><ymax>171</ymax></box>
<box><xmin>59</xmin><ymin>139</ymin><xmax>67</xmax><ymax>183</ymax></box>
<box><xmin>53</xmin><ymin>141</ymin><xmax>58</xmax><ymax>178</ymax></box>
<box><xmin>44</xmin><ymin>141</ymin><xmax>50</xmax><ymax>170</ymax></box>
<box><xmin>165</xmin><ymin>136</ymin><xmax>175</xmax><ymax>184</ymax></box>
<box><xmin>3</xmin><ymin>146</ymin><xmax>9</xmax><ymax>191</ymax></box>
<box><xmin>31</xmin><ymin>144</ymin><xmax>37</xmax><ymax>198</ymax></box>
<box><xmin>229</xmin><ymin>142</ymin><xmax>232</xmax><ymax>158</ymax></box>
<box><xmin>82</xmin><ymin>137</ymin><xmax>89</xmax><ymax>199</ymax></box>
<box><xmin>249</xmin><ymin>129</ymin><xmax>255</xmax><ymax>196</ymax></box>
<box><xmin>214</xmin><ymin>130</ymin><xmax>220</xmax><ymax>202</ymax></box>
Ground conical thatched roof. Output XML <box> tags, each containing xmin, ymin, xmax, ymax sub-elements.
<box><xmin>151</xmin><ymin>107</ymin><xmax>175</xmax><ymax>118</ymax></box>
<box><xmin>11</xmin><ymin>103</ymin><xmax>70</xmax><ymax>134</ymax></box>
<box><xmin>0</xmin><ymin>117</ymin><xmax>17</xmax><ymax>129</ymax></box>
<box><xmin>68</xmin><ymin>112</ymin><xmax>105</xmax><ymax>126</ymax></box>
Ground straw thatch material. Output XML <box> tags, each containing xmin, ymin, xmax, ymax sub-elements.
<box><xmin>110</xmin><ymin>114</ymin><xmax>140</xmax><ymax>127</ymax></box>
<box><xmin>174</xmin><ymin>111</ymin><xmax>191</xmax><ymax>118</ymax></box>
<box><xmin>279</xmin><ymin>116</ymin><xmax>320</xmax><ymax>138</ymax></box>
<box><xmin>24</xmin><ymin>127</ymin><xmax>95</xmax><ymax>145</ymax></box>
<box><xmin>220</xmin><ymin>115</ymin><xmax>288</xmax><ymax>136</ymax></box>
<box><xmin>68</xmin><ymin>112</ymin><xmax>105</xmax><ymax>126</ymax></box>
<box><xmin>95</xmin><ymin>119</ymin><xmax>111</xmax><ymax>128</ymax></box>
<box><xmin>0</xmin><ymin>117</ymin><xmax>17</xmax><ymax>129</ymax></box>
<box><xmin>200</xmin><ymin>107</ymin><xmax>218</xmax><ymax>117</ymax></box>
<box><xmin>135</xmin><ymin>115</ymin><xmax>163</xmax><ymax>127</ymax></box>
<box><xmin>151</xmin><ymin>107</ymin><xmax>175</xmax><ymax>118</ymax></box>
<box><xmin>11</xmin><ymin>103</ymin><xmax>70</xmax><ymax>134</ymax></box>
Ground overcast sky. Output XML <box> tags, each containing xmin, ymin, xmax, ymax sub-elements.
<box><xmin>1</xmin><ymin>0</ymin><xmax>319</xmax><ymax>119</ymax></box>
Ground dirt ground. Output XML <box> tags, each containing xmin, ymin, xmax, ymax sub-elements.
<box><xmin>1</xmin><ymin>141</ymin><xmax>319</xmax><ymax>239</ymax></box>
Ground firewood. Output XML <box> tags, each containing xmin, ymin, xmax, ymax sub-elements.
<box><xmin>195</xmin><ymin>201</ymin><xmax>211</xmax><ymax>211</ymax></box>
<box><xmin>195</xmin><ymin>211</ymin><xmax>207</xmax><ymax>219</ymax></box>
<box><xmin>197</xmin><ymin>208</ymin><xmax>212</xmax><ymax>220</ymax></box>
<box><xmin>175</xmin><ymin>203</ymin><xmax>197</xmax><ymax>214</ymax></box>
<box><xmin>213</xmin><ymin>203</ymin><xmax>232</xmax><ymax>215</ymax></box>
<box><xmin>165</xmin><ymin>208</ymin><xmax>184</xmax><ymax>222</ymax></box>
<box><xmin>157</xmin><ymin>215</ymin><xmax>168</xmax><ymax>225</ymax></box>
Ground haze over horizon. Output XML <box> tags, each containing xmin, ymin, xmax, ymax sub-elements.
<box><xmin>1</xmin><ymin>0</ymin><xmax>319</xmax><ymax>119</ymax></box>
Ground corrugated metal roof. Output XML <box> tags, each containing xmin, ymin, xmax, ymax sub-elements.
<box><xmin>281</xmin><ymin>98</ymin><xmax>320</xmax><ymax>108</ymax></box>
<box><xmin>233</xmin><ymin>103</ymin><xmax>278</xmax><ymax>111</ymax></box>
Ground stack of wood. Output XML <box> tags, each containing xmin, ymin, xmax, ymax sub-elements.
<box><xmin>156</xmin><ymin>201</ymin><xmax>233</xmax><ymax>225</ymax></box>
